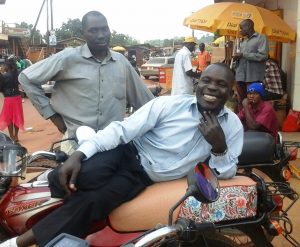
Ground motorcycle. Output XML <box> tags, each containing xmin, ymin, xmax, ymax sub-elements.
<box><xmin>0</xmin><ymin>129</ymin><xmax>299</xmax><ymax>247</ymax></box>
<box><xmin>237</xmin><ymin>131</ymin><xmax>297</xmax><ymax>187</ymax></box>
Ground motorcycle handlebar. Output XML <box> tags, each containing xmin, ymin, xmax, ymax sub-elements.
<box><xmin>28</xmin><ymin>150</ymin><xmax>69</xmax><ymax>164</ymax></box>
<box><xmin>133</xmin><ymin>225</ymin><xmax>179</xmax><ymax>247</ymax></box>
<box><xmin>194</xmin><ymin>221</ymin><xmax>216</xmax><ymax>232</ymax></box>
<box><xmin>127</xmin><ymin>219</ymin><xmax>216</xmax><ymax>246</ymax></box>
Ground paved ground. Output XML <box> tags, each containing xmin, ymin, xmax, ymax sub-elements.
<box><xmin>1</xmin><ymin>91</ymin><xmax>300</xmax><ymax>246</ymax></box>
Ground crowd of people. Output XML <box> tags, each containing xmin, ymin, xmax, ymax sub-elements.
<box><xmin>171</xmin><ymin>18</ymin><xmax>282</xmax><ymax>141</ymax></box>
<box><xmin>0</xmin><ymin>12</ymin><xmax>286</xmax><ymax>247</ymax></box>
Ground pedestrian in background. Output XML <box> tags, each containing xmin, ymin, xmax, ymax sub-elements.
<box><xmin>237</xmin><ymin>82</ymin><xmax>278</xmax><ymax>140</ymax></box>
<box><xmin>19</xmin><ymin>10</ymin><xmax>154</xmax><ymax>154</ymax></box>
<box><xmin>22</xmin><ymin>56</ymin><xmax>32</xmax><ymax>68</ymax></box>
<box><xmin>0</xmin><ymin>59</ymin><xmax>24</xmax><ymax>142</ymax></box>
<box><xmin>263</xmin><ymin>57</ymin><xmax>284</xmax><ymax>100</ymax></box>
<box><xmin>171</xmin><ymin>36</ymin><xmax>201</xmax><ymax>95</ymax></box>
<box><xmin>233</xmin><ymin>19</ymin><xmax>269</xmax><ymax>109</ymax></box>
<box><xmin>197</xmin><ymin>43</ymin><xmax>211</xmax><ymax>72</ymax></box>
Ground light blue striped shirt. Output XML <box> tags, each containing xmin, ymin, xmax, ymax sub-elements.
<box><xmin>78</xmin><ymin>95</ymin><xmax>244</xmax><ymax>182</ymax></box>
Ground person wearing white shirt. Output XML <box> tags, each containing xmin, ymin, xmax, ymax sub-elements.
<box><xmin>4</xmin><ymin>63</ymin><xmax>243</xmax><ymax>247</ymax></box>
<box><xmin>171</xmin><ymin>36</ymin><xmax>201</xmax><ymax>95</ymax></box>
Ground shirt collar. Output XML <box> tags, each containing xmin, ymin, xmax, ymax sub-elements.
<box><xmin>80</xmin><ymin>44</ymin><xmax>117</xmax><ymax>62</ymax></box>
<box><xmin>248</xmin><ymin>32</ymin><xmax>259</xmax><ymax>40</ymax></box>
<box><xmin>191</xmin><ymin>97</ymin><xmax>229</xmax><ymax>119</ymax></box>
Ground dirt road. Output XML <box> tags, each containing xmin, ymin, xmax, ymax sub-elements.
<box><xmin>1</xmin><ymin>97</ymin><xmax>300</xmax><ymax>246</ymax></box>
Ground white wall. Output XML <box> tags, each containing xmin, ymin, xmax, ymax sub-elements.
<box><xmin>265</xmin><ymin>0</ymin><xmax>299</xmax><ymax>110</ymax></box>
<box><xmin>293</xmin><ymin>0</ymin><xmax>300</xmax><ymax>110</ymax></box>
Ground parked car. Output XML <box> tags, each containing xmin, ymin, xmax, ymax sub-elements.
<box><xmin>140</xmin><ymin>56</ymin><xmax>174</xmax><ymax>79</ymax></box>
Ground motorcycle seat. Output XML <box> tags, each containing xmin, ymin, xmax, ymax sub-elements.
<box><xmin>238</xmin><ymin>131</ymin><xmax>275</xmax><ymax>166</ymax></box>
<box><xmin>109</xmin><ymin>175</ymin><xmax>257</xmax><ymax>232</ymax></box>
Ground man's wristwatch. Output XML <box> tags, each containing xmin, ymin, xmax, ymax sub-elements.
<box><xmin>211</xmin><ymin>148</ymin><xmax>228</xmax><ymax>156</ymax></box>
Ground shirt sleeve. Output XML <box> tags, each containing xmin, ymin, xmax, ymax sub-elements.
<box><xmin>255</xmin><ymin>104</ymin><xmax>278</xmax><ymax>133</ymax></box>
<box><xmin>206</xmin><ymin>52</ymin><xmax>211</xmax><ymax>63</ymax></box>
<box><xmin>183</xmin><ymin>53</ymin><xmax>193</xmax><ymax>73</ymax></box>
<box><xmin>125</xmin><ymin>60</ymin><xmax>154</xmax><ymax>110</ymax></box>
<box><xmin>18</xmin><ymin>53</ymin><xmax>64</xmax><ymax>119</ymax></box>
<box><xmin>263</xmin><ymin>62</ymin><xmax>270</xmax><ymax>84</ymax></box>
<box><xmin>237</xmin><ymin>109</ymin><xmax>245</xmax><ymax>120</ymax></box>
<box><xmin>243</xmin><ymin>35</ymin><xmax>269</xmax><ymax>62</ymax></box>
<box><xmin>77</xmin><ymin>97</ymin><xmax>163</xmax><ymax>159</ymax></box>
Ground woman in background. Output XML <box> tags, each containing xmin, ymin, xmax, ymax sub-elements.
<box><xmin>0</xmin><ymin>59</ymin><xmax>24</xmax><ymax>142</ymax></box>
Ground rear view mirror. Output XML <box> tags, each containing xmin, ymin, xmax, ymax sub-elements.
<box><xmin>168</xmin><ymin>163</ymin><xmax>220</xmax><ymax>225</ymax></box>
<box><xmin>187</xmin><ymin>163</ymin><xmax>219</xmax><ymax>203</ymax></box>
<box><xmin>0</xmin><ymin>143</ymin><xmax>27</xmax><ymax>177</ymax></box>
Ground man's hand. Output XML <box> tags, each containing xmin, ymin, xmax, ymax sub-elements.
<box><xmin>232</xmin><ymin>52</ymin><xmax>243</xmax><ymax>60</ymax></box>
<box><xmin>50</xmin><ymin>113</ymin><xmax>67</xmax><ymax>134</ymax></box>
<box><xmin>58</xmin><ymin>151</ymin><xmax>85</xmax><ymax>195</ymax></box>
<box><xmin>242</xmin><ymin>98</ymin><xmax>249</xmax><ymax>107</ymax></box>
<box><xmin>198</xmin><ymin>111</ymin><xmax>227</xmax><ymax>153</ymax></box>
<box><xmin>186</xmin><ymin>69</ymin><xmax>201</xmax><ymax>79</ymax></box>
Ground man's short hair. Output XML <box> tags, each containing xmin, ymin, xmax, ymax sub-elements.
<box><xmin>242</xmin><ymin>19</ymin><xmax>254</xmax><ymax>28</ymax></box>
<box><xmin>82</xmin><ymin>11</ymin><xmax>106</xmax><ymax>29</ymax></box>
<box><xmin>207</xmin><ymin>63</ymin><xmax>235</xmax><ymax>82</ymax></box>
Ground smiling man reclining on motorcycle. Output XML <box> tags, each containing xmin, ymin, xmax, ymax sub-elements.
<box><xmin>0</xmin><ymin>63</ymin><xmax>244</xmax><ymax>247</ymax></box>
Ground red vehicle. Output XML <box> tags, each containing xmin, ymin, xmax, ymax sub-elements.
<box><xmin>0</xmin><ymin>130</ymin><xmax>299</xmax><ymax>247</ymax></box>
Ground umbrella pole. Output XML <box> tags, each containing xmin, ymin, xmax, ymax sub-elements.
<box><xmin>229</xmin><ymin>47</ymin><xmax>235</xmax><ymax>69</ymax></box>
<box><xmin>230</xmin><ymin>27</ymin><xmax>240</xmax><ymax>70</ymax></box>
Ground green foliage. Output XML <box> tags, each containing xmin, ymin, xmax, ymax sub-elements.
<box><xmin>144</xmin><ymin>34</ymin><xmax>214</xmax><ymax>48</ymax></box>
<box><xmin>16</xmin><ymin>22</ymin><xmax>33</xmax><ymax>29</ymax></box>
<box><xmin>15</xmin><ymin>21</ymin><xmax>42</xmax><ymax>45</ymax></box>
<box><xmin>198</xmin><ymin>33</ymin><xmax>214</xmax><ymax>44</ymax></box>
<box><xmin>54</xmin><ymin>18</ymin><xmax>82</xmax><ymax>41</ymax></box>
<box><xmin>145</xmin><ymin>37</ymin><xmax>185</xmax><ymax>47</ymax></box>
<box><xmin>14</xmin><ymin>19</ymin><xmax>214</xmax><ymax>47</ymax></box>
<box><xmin>110</xmin><ymin>30</ymin><xmax>138</xmax><ymax>47</ymax></box>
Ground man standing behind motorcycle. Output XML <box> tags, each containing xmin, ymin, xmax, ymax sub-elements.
<box><xmin>1</xmin><ymin>63</ymin><xmax>244</xmax><ymax>247</ymax></box>
<box><xmin>18</xmin><ymin>11</ymin><xmax>154</xmax><ymax>154</ymax></box>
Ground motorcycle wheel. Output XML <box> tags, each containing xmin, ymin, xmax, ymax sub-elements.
<box><xmin>219</xmin><ymin>228</ymin><xmax>255</xmax><ymax>247</ymax></box>
<box><xmin>219</xmin><ymin>227</ymin><xmax>274</xmax><ymax>247</ymax></box>
<box><xmin>184</xmin><ymin>232</ymin><xmax>239</xmax><ymax>247</ymax></box>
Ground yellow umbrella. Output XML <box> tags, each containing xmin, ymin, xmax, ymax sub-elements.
<box><xmin>213</xmin><ymin>36</ymin><xmax>225</xmax><ymax>45</ymax></box>
<box><xmin>183</xmin><ymin>2</ymin><xmax>296</xmax><ymax>43</ymax></box>
<box><xmin>112</xmin><ymin>46</ymin><xmax>126</xmax><ymax>52</ymax></box>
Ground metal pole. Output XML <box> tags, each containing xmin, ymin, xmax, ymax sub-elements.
<box><xmin>46</xmin><ymin>0</ymin><xmax>49</xmax><ymax>56</ymax></box>
<box><xmin>30</xmin><ymin>0</ymin><xmax>47</xmax><ymax>45</ymax></box>
<box><xmin>50</xmin><ymin>0</ymin><xmax>53</xmax><ymax>30</ymax></box>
